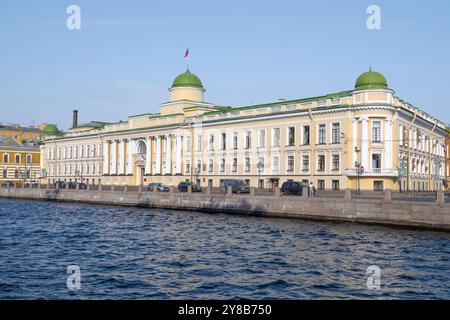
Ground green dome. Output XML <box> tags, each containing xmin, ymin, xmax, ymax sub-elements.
<box><xmin>42</xmin><ymin>124</ymin><xmax>59</xmax><ymax>136</ymax></box>
<box><xmin>172</xmin><ymin>69</ymin><xmax>203</xmax><ymax>88</ymax></box>
<box><xmin>355</xmin><ymin>68</ymin><xmax>388</xmax><ymax>90</ymax></box>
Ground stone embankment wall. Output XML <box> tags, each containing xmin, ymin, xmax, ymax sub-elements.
<box><xmin>0</xmin><ymin>187</ymin><xmax>449</xmax><ymax>232</ymax></box>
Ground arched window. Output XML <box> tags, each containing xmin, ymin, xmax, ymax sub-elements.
<box><xmin>137</xmin><ymin>141</ymin><xmax>147</xmax><ymax>155</ymax></box>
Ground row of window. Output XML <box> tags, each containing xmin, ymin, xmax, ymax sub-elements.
<box><xmin>186</xmin><ymin>123</ymin><xmax>342</xmax><ymax>152</ymax></box>
<box><xmin>184</xmin><ymin>154</ymin><xmax>342</xmax><ymax>174</ymax></box>
<box><xmin>47</xmin><ymin>163</ymin><xmax>101</xmax><ymax>176</ymax></box>
<box><xmin>2</xmin><ymin>168</ymin><xmax>33</xmax><ymax>179</ymax></box>
<box><xmin>398</xmin><ymin>124</ymin><xmax>445</xmax><ymax>156</ymax></box>
<box><xmin>2</xmin><ymin>154</ymin><xmax>33</xmax><ymax>164</ymax></box>
<box><xmin>47</xmin><ymin>144</ymin><xmax>101</xmax><ymax>160</ymax></box>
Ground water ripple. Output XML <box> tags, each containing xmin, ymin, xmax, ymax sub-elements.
<box><xmin>0</xmin><ymin>198</ymin><xmax>449</xmax><ymax>299</ymax></box>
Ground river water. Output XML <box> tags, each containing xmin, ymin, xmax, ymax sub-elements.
<box><xmin>0</xmin><ymin>199</ymin><xmax>449</xmax><ymax>299</ymax></box>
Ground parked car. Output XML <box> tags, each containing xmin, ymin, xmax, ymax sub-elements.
<box><xmin>54</xmin><ymin>181</ymin><xmax>66</xmax><ymax>189</ymax></box>
<box><xmin>24</xmin><ymin>180</ymin><xmax>39</xmax><ymax>188</ymax></box>
<box><xmin>221</xmin><ymin>179</ymin><xmax>250</xmax><ymax>194</ymax></box>
<box><xmin>178</xmin><ymin>182</ymin><xmax>202</xmax><ymax>193</ymax></box>
<box><xmin>147</xmin><ymin>182</ymin><xmax>169</xmax><ymax>192</ymax></box>
<box><xmin>2</xmin><ymin>180</ymin><xmax>14</xmax><ymax>187</ymax></box>
<box><xmin>281</xmin><ymin>181</ymin><xmax>306</xmax><ymax>195</ymax></box>
<box><xmin>77</xmin><ymin>182</ymin><xmax>88</xmax><ymax>190</ymax></box>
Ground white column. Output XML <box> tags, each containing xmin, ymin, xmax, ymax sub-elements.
<box><xmin>126</xmin><ymin>140</ymin><xmax>133</xmax><ymax>175</ymax></box>
<box><xmin>118</xmin><ymin>140</ymin><xmax>125</xmax><ymax>175</ymax></box>
<box><xmin>361</xmin><ymin>117</ymin><xmax>369</xmax><ymax>170</ymax></box>
<box><xmin>155</xmin><ymin>136</ymin><xmax>161</xmax><ymax>175</ymax></box>
<box><xmin>165</xmin><ymin>135</ymin><xmax>172</xmax><ymax>175</ymax></box>
<box><xmin>175</xmin><ymin>135</ymin><xmax>182</xmax><ymax>175</ymax></box>
<box><xmin>352</xmin><ymin>118</ymin><xmax>358</xmax><ymax>166</ymax></box>
<box><xmin>110</xmin><ymin>140</ymin><xmax>117</xmax><ymax>175</ymax></box>
<box><xmin>384</xmin><ymin>118</ymin><xmax>393</xmax><ymax>170</ymax></box>
<box><xmin>145</xmin><ymin>137</ymin><xmax>151</xmax><ymax>175</ymax></box>
<box><xmin>102</xmin><ymin>141</ymin><xmax>109</xmax><ymax>175</ymax></box>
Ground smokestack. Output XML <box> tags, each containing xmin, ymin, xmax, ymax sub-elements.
<box><xmin>72</xmin><ymin>110</ymin><xmax>78</xmax><ymax>128</ymax></box>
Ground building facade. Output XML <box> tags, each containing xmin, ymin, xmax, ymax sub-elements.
<box><xmin>0</xmin><ymin>138</ymin><xmax>41</xmax><ymax>183</ymax></box>
<box><xmin>446</xmin><ymin>130</ymin><xmax>450</xmax><ymax>190</ymax></box>
<box><xmin>40</xmin><ymin>68</ymin><xmax>448</xmax><ymax>191</ymax></box>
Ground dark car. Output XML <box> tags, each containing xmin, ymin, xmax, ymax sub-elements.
<box><xmin>178</xmin><ymin>182</ymin><xmax>202</xmax><ymax>193</ymax></box>
<box><xmin>2</xmin><ymin>181</ymin><xmax>14</xmax><ymax>187</ymax></box>
<box><xmin>221</xmin><ymin>179</ymin><xmax>250</xmax><ymax>194</ymax></box>
<box><xmin>281</xmin><ymin>181</ymin><xmax>306</xmax><ymax>195</ymax></box>
<box><xmin>147</xmin><ymin>182</ymin><xmax>169</xmax><ymax>192</ymax></box>
<box><xmin>54</xmin><ymin>181</ymin><xmax>66</xmax><ymax>189</ymax></box>
<box><xmin>77</xmin><ymin>183</ymin><xmax>88</xmax><ymax>190</ymax></box>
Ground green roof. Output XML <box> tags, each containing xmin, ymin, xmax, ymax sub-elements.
<box><xmin>355</xmin><ymin>68</ymin><xmax>388</xmax><ymax>90</ymax></box>
<box><xmin>42</xmin><ymin>124</ymin><xmax>60</xmax><ymax>136</ymax></box>
<box><xmin>75</xmin><ymin>121</ymin><xmax>110</xmax><ymax>129</ymax></box>
<box><xmin>172</xmin><ymin>69</ymin><xmax>203</xmax><ymax>88</ymax></box>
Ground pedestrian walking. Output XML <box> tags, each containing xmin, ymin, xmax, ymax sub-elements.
<box><xmin>308</xmin><ymin>182</ymin><xmax>315</xmax><ymax>199</ymax></box>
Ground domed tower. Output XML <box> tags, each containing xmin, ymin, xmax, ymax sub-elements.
<box><xmin>160</xmin><ymin>68</ymin><xmax>218</xmax><ymax>116</ymax></box>
<box><xmin>169</xmin><ymin>68</ymin><xmax>205</xmax><ymax>102</ymax></box>
<box><xmin>354</xmin><ymin>68</ymin><xmax>389</xmax><ymax>90</ymax></box>
<box><xmin>42</xmin><ymin>124</ymin><xmax>60</xmax><ymax>137</ymax></box>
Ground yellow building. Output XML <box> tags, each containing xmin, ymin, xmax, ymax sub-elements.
<box><xmin>40</xmin><ymin>68</ymin><xmax>447</xmax><ymax>191</ymax></box>
<box><xmin>0</xmin><ymin>138</ymin><xmax>41</xmax><ymax>183</ymax></box>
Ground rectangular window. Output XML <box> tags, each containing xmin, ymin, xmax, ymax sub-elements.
<box><xmin>208</xmin><ymin>159</ymin><xmax>213</xmax><ymax>173</ymax></box>
<box><xmin>186</xmin><ymin>136</ymin><xmax>191</xmax><ymax>153</ymax></box>
<box><xmin>302</xmin><ymin>155</ymin><xmax>310</xmax><ymax>171</ymax></box>
<box><xmin>3</xmin><ymin>154</ymin><xmax>8</xmax><ymax>163</ymax></box>
<box><xmin>272</xmin><ymin>128</ymin><xmax>280</xmax><ymax>147</ymax></box>
<box><xmin>185</xmin><ymin>161</ymin><xmax>190</xmax><ymax>174</ymax></box>
<box><xmin>303</xmin><ymin>126</ymin><xmax>310</xmax><ymax>145</ymax></box>
<box><xmin>332</xmin><ymin>123</ymin><xmax>340</xmax><ymax>144</ymax></box>
<box><xmin>332</xmin><ymin>155</ymin><xmax>340</xmax><ymax>171</ymax></box>
<box><xmin>2</xmin><ymin>169</ymin><xmax>7</xmax><ymax>178</ymax></box>
<box><xmin>221</xmin><ymin>133</ymin><xmax>227</xmax><ymax>150</ymax></box>
<box><xmin>318</xmin><ymin>124</ymin><xmax>326</xmax><ymax>144</ymax></box>
<box><xmin>245</xmin><ymin>157</ymin><xmax>250</xmax><ymax>172</ymax></box>
<box><xmin>258</xmin><ymin>157</ymin><xmax>265</xmax><ymax>173</ymax></box>
<box><xmin>233</xmin><ymin>132</ymin><xmax>238</xmax><ymax>150</ymax></box>
<box><xmin>318</xmin><ymin>180</ymin><xmax>325</xmax><ymax>190</ymax></box>
<box><xmin>332</xmin><ymin>180</ymin><xmax>340</xmax><ymax>190</ymax></box>
<box><xmin>26</xmin><ymin>155</ymin><xmax>32</xmax><ymax>164</ymax></box>
<box><xmin>288</xmin><ymin>127</ymin><xmax>295</xmax><ymax>146</ymax></box>
<box><xmin>374</xmin><ymin>181</ymin><xmax>384</xmax><ymax>191</ymax></box>
<box><xmin>272</xmin><ymin>156</ymin><xmax>279</xmax><ymax>173</ymax></box>
<box><xmin>196</xmin><ymin>160</ymin><xmax>201</xmax><ymax>173</ymax></box>
<box><xmin>245</xmin><ymin>131</ymin><xmax>251</xmax><ymax>149</ymax></box>
<box><xmin>258</xmin><ymin>130</ymin><xmax>265</xmax><ymax>148</ymax></box>
<box><xmin>208</xmin><ymin>134</ymin><xmax>215</xmax><ymax>151</ymax></box>
<box><xmin>220</xmin><ymin>158</ymin><xmax>225</xmax><ymax>172</ymax></box>
<box><xmin>287</xmin><ymin>155</ymin><xmax>294</xmax><ymax>172</ymax></box>
<box><xmin>15</xmin><ymin>154</ymin><xmax>20</xmax><ymax>163</ymax></box>
<box><xmin>372</xmin><ymin>154</ymin><xmax>382</xmax><ymax>172</ymax></box>
<box><xmin>196</xmin><ymin>135</ymin><xmax>202</xmax><ymax>152</ymax></box>
<box><xmin>372</xmin><ymin>121</ymin><xmax>381</xmax><ymax>142</ymax></box>
<box><xmin>232</xmin><ymin>158</ymin><xmax>238</xmax><ymax>172</ymax></box>
<box><xmin>317</xmin><ymin>155</ymin><xmax>325</xmax><ymax>172</ymax></box>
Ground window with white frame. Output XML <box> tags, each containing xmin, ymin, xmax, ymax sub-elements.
<box><xmin>245</xmin><ymin>131</ymin><xmax>251</xmax><ymax>149</ymax></box>
<box><xmin>233</xmin><ymin>132</ymin><xmax>238</xmax><ymax>150</ymax></box>
<box><xmin>208</xmin><ymin>134</ymin><xmax>215</xmax><ymax>151</ymax></box>
<box><xmin>303</xmin><ymin>126</ymin><xmax>310</xmax><ymax>145</ymax></box>
<box><xmin>208</xmin><ymin>159</ymin><xmax>214</xmax><ymax>173</ymax></box>
<box><xmin>258</xmin><ymin>130</ymin><xmax>265</xmax><ymax>148</ymax></box>
<box><xmin>185</xmin><ymin>136</ymin><xmax>191</xmax><ymax>152</ymax></box>
<box><xmin>220</xmin><ymin>158</ymin><xmax>225</xmax><ymax>172</ymax></box>
<box><xmin>318</xmin><ymin>124</ymin><xmax>326</xmax><ymax>144</ymax></box>
<box><xmin>302</xmin><ymin>155</ymin><xmax>309</xmax><ymax>171</ymax></box>
<box><xmin>372</xmin><ymin>121</ymin><xmax>382</xmax><ymax>142</ymax></box>
<box><xmin>287</xmin><ymin>127</ymin><xmax>295</xmax><ymax>146</ymax></box>
<box><xmin>258</xmin><ymin>157</ymin><xmax>265</xmax><ymax>172</ymax></box>
<box><xmin>185</xmin><ymin>161</ymin><xmax>190</xmax><ymax>174</ymax></box>
<box><xmin>317</xmin><ymin>155</ymin><xmax>325</xmax><ymax>172</ymax></box>
<box><xmin>332</xmin><ymin>154</ymin><xmax>340</xmax><ymax>171</ymax></box>
<box><xmin>272</xmin><ymin>128</ymin><xmax>280</xmax><ymax>147</ymax></box>
<box><xmin>287</xmin><ymin>155</ymin><xmax>294</xmax><ymax>172</ymax></box>
<box><xmin>332</xmin><ymin>123</ymin><xmax>340</xmax><ymax>144</ymax></box>
<box><xmin>196</xmin><ymin>135</ymin><xmax>202</xmax><ymax>152</ymax></box>
<box><xmin>221</xmin><ymin>133</ymin><xmax>226</xmax><ymax>150</ymax></box>
<box><xmin>232</xmin><ymin>158</ymin><xmax>237</xmax><ymax>172</ymax></box>
<box><xmin>245</xmin><ymin>157</ymin><xmax>250</xmax><ymax>172</ymax></box>
<box><xmin>272</xmin><ymin>156</ymin><xmax>279</xmax><ymax>173</ymax></box>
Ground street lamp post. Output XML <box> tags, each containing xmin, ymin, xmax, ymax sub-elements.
<box><xmin>257</xmin><ymin>160</ymin><xmax>262</xmax><ymax>189</ymax></box>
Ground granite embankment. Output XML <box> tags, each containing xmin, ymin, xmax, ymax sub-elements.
<box><xmin>1</xmin><ymin>187</ymin><xmax>449</xmax><ymax>232</ymax></box>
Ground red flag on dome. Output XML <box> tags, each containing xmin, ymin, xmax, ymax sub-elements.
<box><xmin>184</xmin><ymin>48</ymin><xmax>189</xmax><ymax>58</ymax></box>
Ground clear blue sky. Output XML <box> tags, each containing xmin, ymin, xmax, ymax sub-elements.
<box><xmin>1</xmin><ymin>0</ymin><xmax>449</xmax><ymax>129</ymax></box>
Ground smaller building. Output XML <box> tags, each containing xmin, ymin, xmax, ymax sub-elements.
<box><xmin>0</xmin><ymin>138</ymin><xmax>41</xmax><ymax>183</ymax></box>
